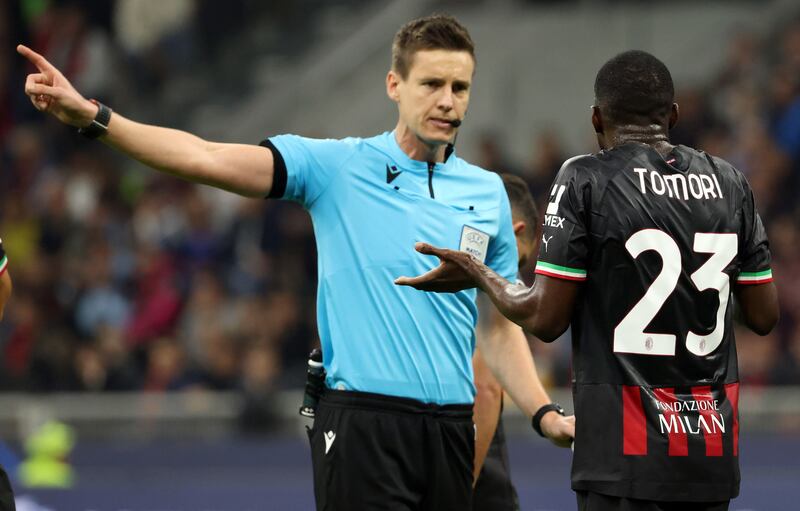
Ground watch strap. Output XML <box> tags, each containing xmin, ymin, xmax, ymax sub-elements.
<box><xmin>78</xmin><ymin>100</ymin><xmax>112</xmax><ymax>139</ymax></box>
<box><xmin>531</xmin><ymin>402</ymin><xmax>565</xmax><ymax>437</ymax></box>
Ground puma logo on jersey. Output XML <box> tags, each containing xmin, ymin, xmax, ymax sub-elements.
<box><xmin>633</xmin><ymin>167</ymin><xmax>724</xmax><ymax>201</ymax></box>
<box><xmin>324</xmin><ymin>430</ymin><xmax>336</xmax><ymax>454</ymax></box>
<box><xmin>542</xmin><ymin>235</ymin><xmax>553</xmax><ymax>252</ymax></box>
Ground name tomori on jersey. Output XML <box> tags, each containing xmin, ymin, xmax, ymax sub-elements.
<box><xmin>633</xmin><ymin>167</ymin><xmax>723</xmax><ymax>201</ymax></box>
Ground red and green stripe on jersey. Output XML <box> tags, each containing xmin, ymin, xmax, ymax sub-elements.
<box><xmin>537</xmin><ymin>263</ymin><xmax>772</xmax><ymax>285</ymax></box>
<box><xmin>622</xmin><ymin>384</ymin><xmax>739</xmax><ymax>457</ymax></box>
<box><xmin>736</xmin><ymin>269</ymin><xmax>772</xmax><ymax>285</ymax></box>
<box><xmin>0</xmin><ymin>254</ymin><xmax>7</xmax><ymax>276</ymax></box>
<box><xmin>535</xmin><ymin>261</ymin><xmax>587</xmax><ymax>281</ymax></box>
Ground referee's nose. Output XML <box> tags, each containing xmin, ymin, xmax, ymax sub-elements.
<box><xmin>436</xmin><ymin>87</ymin><xmax>455</xmax><ymax>112</ymax></box>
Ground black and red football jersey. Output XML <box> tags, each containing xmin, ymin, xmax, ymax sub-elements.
<box><xmin>535</xmin><ymin>142</ymin><xmax>772</xmax><ymax>501</ymax></box>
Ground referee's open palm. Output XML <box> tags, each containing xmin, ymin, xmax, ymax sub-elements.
<box><xmin>17</xmin><ymin>44</ymin><xmax>95</xmax><ymax>127</ymax></box>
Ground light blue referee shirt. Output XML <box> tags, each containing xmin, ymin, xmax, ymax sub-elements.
<box><xmin>265</xmin><ymin>131</ymin><xmax>518</xmax><ymax>404</ymax></box>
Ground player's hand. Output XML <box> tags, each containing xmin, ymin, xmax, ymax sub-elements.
<box><xmin>540</xmin><ymin>412</ymin><xmax>575</xmax><ymax>449</ymax></box>
<box><xmin>394</xmin><ymin>242</ymin><xmax>478</xmax><ymax>292</ymax></box>
<box><xmin>17</xmin><ymin>44</ymin><xmax>98</xmax><ymax>127</ymax></box>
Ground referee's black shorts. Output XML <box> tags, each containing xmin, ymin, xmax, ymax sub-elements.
<box><xmin>308</xmin><ymin>389</ymin><xmax>474</xmax><ymax>511</ymax></box>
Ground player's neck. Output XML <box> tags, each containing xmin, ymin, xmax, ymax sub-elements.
<box><xmin>394</xmin><ymin>124</ymin><xmax>446</xmax><ymax>163</ymax></box>
<box><xmin>607</xmin><ymin>125</ymin><xmax>674</xmax><ymax>157</ymax></box>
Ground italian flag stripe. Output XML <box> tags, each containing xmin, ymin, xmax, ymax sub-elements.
<box><xmin>0</xmin><ymin>256</ymin><xmax>7</xmax><ymax>276</ymax></box>
<box><xmin>535</xmin><ymin>261</ymin><xmax>587</xmax><ymax>281</ymax></box>
<box><xmin>736</xmin><ymin>269</ymin><xmax>772</xmax><ymax>284</ymax></box>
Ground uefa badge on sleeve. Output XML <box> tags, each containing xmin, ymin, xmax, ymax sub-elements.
<box><xmin>459</xmin><ymin>225</ymin><xmax>490</xmax><ymax>263</ymax></box>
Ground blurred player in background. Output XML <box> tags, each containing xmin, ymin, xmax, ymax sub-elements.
<box><xmin>18</xmin><ymin>13</ymin><xmax>572</xmax><ymax>511</ymax></box>
<box><xmin>0</xmin><ymin>238</ymin><xmax>12</xmax><ymax>510</ymax></box>
<box><xmin>397</xmin><ymin>50</ymin><xmax>779</xmax><ymax>511</ymax></box>
<box><xmin>472</xmin><ymin>173</ymin><xmax>549</xmax><ymax>511</ymax></box>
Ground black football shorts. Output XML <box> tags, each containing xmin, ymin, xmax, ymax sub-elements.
<box><xmin>472</xmin><ymin>414</ymin><xmax>520</xmax><ymax>511</ymax></box>
<box><xmin>308</xmin><ymin>389</ymin><xmax>474</xmax><ymax>511</ymax></box>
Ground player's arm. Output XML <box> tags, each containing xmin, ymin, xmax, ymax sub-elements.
<box><xmin>0</xmin><ymin>269</ymin><xmax>13</xmax><ymax>319</ymax></box>
<box><xmin>0</xmin><ymin>243</ymin><xmax>11</xmax><ymax>321</ymax></box>
<box><xmin>0</xmin><ymin>270</ymin><xmax>11</xmax><ymax>321</ymax></box>
<box><xmin>734</xmin><ymin>282</ymin><xmax>779</xmax><ymax>335</ymax></box>
<box><xmin>732</xmin><ymin>173</ymin><xmax>779</xmax><ymax>336</ymax></box>
<box><xmin>18</xmin><ymin>45</ymin><xmax>273</xmax><ymax>198</ymax></box>
<box><xmin>475</xmin><ymin>304</ymin><xmax>573</xmax><ymax>447</ymax></box>
<box><xmin>471</xmin><ymin>347</ymin><xmax>502</xmax><ymax>483</ymax></box>
<box><xmin>396</xmin><ymin>243</ymin><xmax>579</xmax><ymax>341</ymax></box>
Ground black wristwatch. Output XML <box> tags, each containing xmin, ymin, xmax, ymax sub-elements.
<box><xmin>78</xmin><ymin>99</ymin><xmax>112</xmax><ymax>139</ymax></box>
<box><xmin>531</xmin><ymin>402</ymin><xmax>565</xmax><ymax>437</ymax></box>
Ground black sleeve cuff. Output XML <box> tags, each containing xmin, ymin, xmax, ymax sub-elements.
<box><xmin>259</xmin><ymin>139</ymin><xmax>288</xmax><ymax>199</ymax></box>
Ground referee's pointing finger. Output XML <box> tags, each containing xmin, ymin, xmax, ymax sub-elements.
<box><xmin>17</xmin><ymin>44</ymin><xmax>57</xmax><ymax>75</ymax></box>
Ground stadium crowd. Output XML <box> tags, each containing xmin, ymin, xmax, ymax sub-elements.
<box><xmin>0</xmin><ymin>1</ymin><xmax>798</xmax><ymax>418</ymax></box>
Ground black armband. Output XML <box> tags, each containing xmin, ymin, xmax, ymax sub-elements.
<box><xmin>259</xmin><ymin>139</ymin><xmax>287</xmax><ymax>199</ymax></box>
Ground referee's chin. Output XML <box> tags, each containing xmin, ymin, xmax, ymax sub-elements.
<box><xmin>416</xmin><ymin>132</ymin><xmax>454</xmax><ymax>150</ymax></box>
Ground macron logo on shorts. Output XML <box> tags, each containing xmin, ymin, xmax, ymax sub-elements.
<box><xmin>324</xmin><ymin>430</ymin><xmax>336</xmax><ymax>454</ymax></box>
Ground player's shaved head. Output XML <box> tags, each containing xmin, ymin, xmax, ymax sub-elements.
<box><xmin>594</xmin><ymin>50</ymin><xmax>675</xmax><ymax>125</ymax></box>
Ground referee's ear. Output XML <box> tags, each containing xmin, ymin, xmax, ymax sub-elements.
<box><xmin>386</xmin><ymin>70</ymin><xmax>401</xmax><ymax>103</ymax></box>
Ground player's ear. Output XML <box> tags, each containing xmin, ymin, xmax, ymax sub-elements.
<box><xmin>591</xmin><ymin>106</ymin><xmax>603</xmax><ymax>134</ymax></box>
<box><xmin>386</xmin><ymin>70</ymin><xmax>401</xmax><ymax>103</ymax></box>
<box><xmin>668</xmin><ymin>103</ymin><xmax>679</xmax><ymax>130</ymax></box>
<box><xmin>513</xmin><ymin>220</ymin><xmax>526</xmax><ymax>237</ymax></box>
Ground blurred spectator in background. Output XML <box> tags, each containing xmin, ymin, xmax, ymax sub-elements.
<box><xmin>476</xmin><ymin>130</ymin><xmax>520</xmax><ymax>175</ymax></box>
<box><xmin>523</xmin><ymin>128</ymin><xmax>567</xmax><ymax>207</ymax></box>
<box><xmin>142</xmin><ymin>336</ymin><xmax>188</xmax><ymax>392</ymax></box>
<box><xmin>238</xmin><ymin>343</ymin><xmax>281</xmax><ymax>434</ymax></box>
<box><xmin>113</xmin><ymin>0</ymin><xmax>195</xmax><ymax>94</ymax></box>
<box><xmin>74</xmin><ymin>239</ymin><xmax>130</xmax><ymax>339</ymax></box>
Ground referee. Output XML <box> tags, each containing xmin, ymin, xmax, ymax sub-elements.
<box><xmin>18</xmin><ymin>14</ymin><xmax>573</xmax><ymax>510</ymax></box>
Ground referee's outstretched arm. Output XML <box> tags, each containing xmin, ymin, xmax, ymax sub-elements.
<box><xmin>18</xmin><ymin>45</ymin><xmax>275</xmax><ymax>198</ymax></box>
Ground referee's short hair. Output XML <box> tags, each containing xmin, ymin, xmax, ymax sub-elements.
<box><xmin>500</xmin><ymin>173</ymin><xmax>538</xmax><ymax>243</ymax></box>
<box><xmin>594</xmin><ymin>50</ymin><xmax>674</xmax><ymax>125</ymax></box>
<box><xmin>392</xmin><ymin>14</ymin><xmax>475</xmax><ymax>79</ymax></box>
